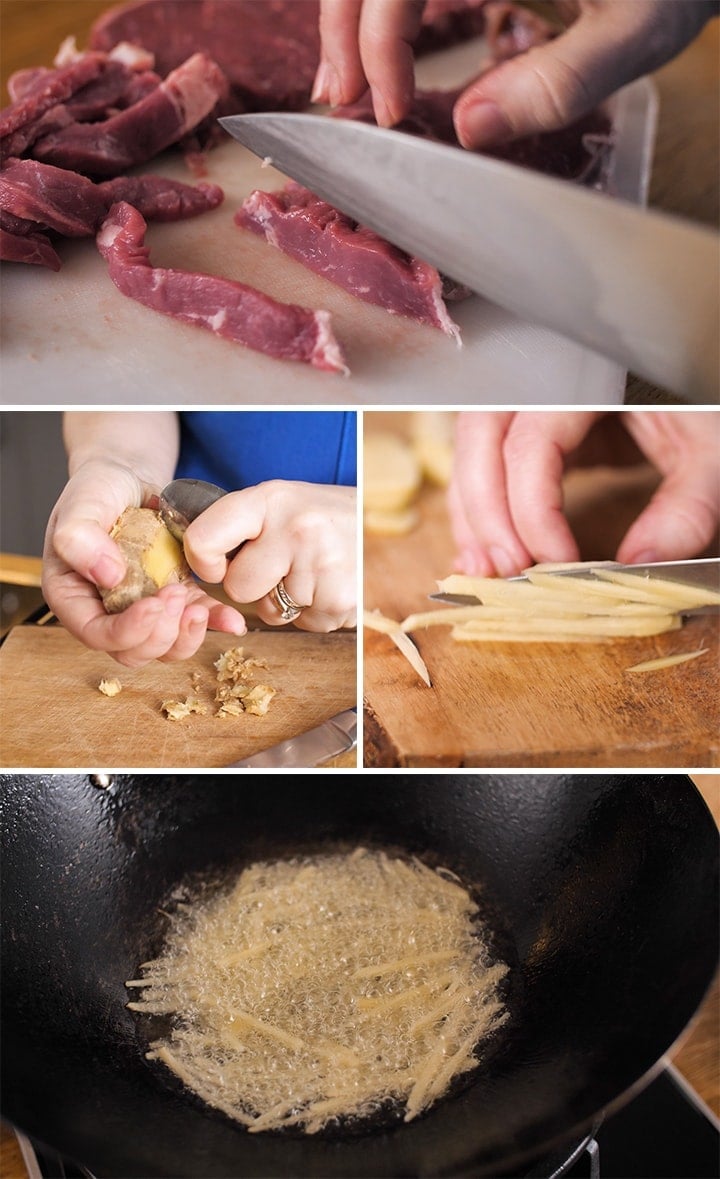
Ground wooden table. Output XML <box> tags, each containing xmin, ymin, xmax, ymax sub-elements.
<box><xmin>1</xmin><ymin>1</ymin><xmax>717</xmax><ymax>405</ymax></box>
<box><xmin>3</xmin><ymin>774</ymin><xmax>717</xmax><ymax>1177</ymax></box>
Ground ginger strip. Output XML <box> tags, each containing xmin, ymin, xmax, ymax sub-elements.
<box><xmin>127</xmin><ymin>849</ymin><xmax>508</xmax><ymax>1134</ymax></box>
<box><xmin>625</xmin><ymin>648</ymin><xmax>710</xmax><ymax>673</ymax></box>
<box><xmin>592</xmin><ymin>568</ymin><xmax>720</xmax><ymax>608</ymax></box>
<box><xmin>452</xmin><ymin>614</ymin><xmax>681</xmax><ymax>641</ymax></box>
<box><xmin>363</xmin><ymin>608</ymin><xmax>432</xmax><ymax>686</ymax></box>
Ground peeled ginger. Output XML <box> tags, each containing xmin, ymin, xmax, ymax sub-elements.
<box><xmin>100</xmin><ymin>506</ymin><xmax>190</xmax><ymax>614</ymax></box>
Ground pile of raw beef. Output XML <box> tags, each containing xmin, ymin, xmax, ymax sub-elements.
<box><xmin>0</xmin><ymin>0</ymin><xmax>612</xmax><ymax>373</ymax></box>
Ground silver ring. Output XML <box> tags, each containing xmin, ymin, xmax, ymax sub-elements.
<box><xmin>271</xmin><ymin>579</ymin><xmax>305</xmax><ymax>622</ymax></box>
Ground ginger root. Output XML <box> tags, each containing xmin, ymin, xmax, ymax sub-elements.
<box><xmin>100</xmin><ymin>506</ymin><xmax>190</xmax><ymax>614</ymax></box>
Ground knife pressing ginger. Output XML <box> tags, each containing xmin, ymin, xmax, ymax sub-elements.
<box><xmin>42</xmin><ymin>410</ymin><xmax>357</xmax><ymax>668</ymax></box>
<box><xmin>363</xmin><ymin>409</ymin><xmax>719</xmax><ymax>769</ymax></box>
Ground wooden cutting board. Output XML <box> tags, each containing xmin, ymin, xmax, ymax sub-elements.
<box><xmin>363</xmin><ymin>433</ymin><xmax>720</xmax><ymax>768</ymax></box>
<box><xmin>0</xmin><ymin>626</ymin><xmax>356</xmax><ymax>768</ymax></box>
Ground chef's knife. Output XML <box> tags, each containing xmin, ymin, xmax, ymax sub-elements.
<box><xmin>159</xmin><ymin>478</ymin><xmax>243</xmax><ymax>558</ymax></box>
<box><xmin>228</xmin><ymin>707</ymin><xmax>358</xmax><ymax>768</ymax></box>
<box><xmin>219</xmin><ymin>112</ymin><xmax>719</xmax><ymax>402</ymax></box>
<box><xmin>430</xmin><ymin>558</ymin><xmax>720</xmax><ymax>610</ymax></box>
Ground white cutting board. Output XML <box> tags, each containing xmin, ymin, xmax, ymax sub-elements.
<box><xmin>0</xmin><ymin>41</ymin><xmax>656</xmax><ymax>406</ymax></box>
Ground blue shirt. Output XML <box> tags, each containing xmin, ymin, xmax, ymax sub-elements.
<box><xmin>176</xmin><ymin>412</ymin><xmax>356</xmax><ymax>490</ymax></box>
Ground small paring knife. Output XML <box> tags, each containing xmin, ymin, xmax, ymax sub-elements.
<box><xmin>430</xmin><ymin>558</ymin><xmax>720</xmax><ymax>613</ymax></box>
<box><xmin>229</xmin><ymin>707</ymin><xmax>358</xmax><ymax>768</ymax></box>
<box><xmin>159</xmin><ymin>478</ymin><xmax>243</xmax><ymax>559</ymax></box>
<box><xmin>219</xmin><ymin>110</ymin><xmax>719</xmax><ymax>403</ymax></box>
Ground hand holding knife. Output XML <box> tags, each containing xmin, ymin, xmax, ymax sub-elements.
<box><xmin>159</xmin><ymin>478</ymin><xmax>243</xmax><ymax>559</ymax></box>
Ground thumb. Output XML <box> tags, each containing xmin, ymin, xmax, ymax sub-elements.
<box><xmin>453</xmin><ymin>1</ymin><xmax>703</xmax><ymax>149</ymax></box>
<box><xmin>616</xmin><ymin>470</ymin><xmax>720</xmax><ymax>565</ymax></box>
<box><xmin>51</xmin><ymin>516</ymin><xmax>128</xmax><ymax>590</ymax></box>
<box><xmin>47</xmin><ymin>465</ymin><xmax>146</xmax><ymax>589</ymax></box>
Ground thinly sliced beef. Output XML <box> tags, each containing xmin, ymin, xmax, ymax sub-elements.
<box><xmin>7</xmin><ymin>68</ymin><xmax>54</xmax><ymax>104</ymax></box>
<box><xmin>97</xmin><ymin>201</ymin><xmax>347</xmax><ymax>373</ymax></box>
<box><xmin>237</xmin><ymin>182</ymin><xmax>465</xmax><ymax>341</ymax></box>
<box><xmin>0</xmin><ymin>54</ymin><xmax>105</xmax><ymax>158</ymax></box>
<box><xmin>0</xmin><ymin>157</ymin><xmax>106</xmax><ymax>235</ymax></box>
<box><xmin>62</xmin><ymin>62</ymin><xmax>161</xmax><ymax>122</ymax></box>
<box><xmin>89</xmin><ymin>0</ymin><xmax>490</xmax><ymax>112</ymax></box>
<box><xmin>3</xmin><ymin>50</ymin><xmax>163</xmax><ymax>161</ymax></box>
<box><xmin>97</xmin><ymin>174</ymin><xmax>223</xmax><ymax>220</ymax></box>
<box><xmin>32</xmin><ymin>52</ymin><xmax>227</xmax><ymax>177</ymax></box>
<box><xmin>0</xmin><ymin>158</ymin><xmax>223</xmax><ymax>266</ymax></box>
<box><xmin>0</xmin><ymin>225</ymin><xmax>61</xmax><ymax>269</ymax></box>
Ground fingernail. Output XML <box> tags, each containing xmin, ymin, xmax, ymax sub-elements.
<box><xmin>489</xmin><ymin>545</ymin><xmax>519</xmax><ymax>578</ymax></box>
<box><xmin>165</xmin><ymin>594</ymin><xmax>185</xmax><ymax>617</ymax></box>
<box><xmin>314</xmin><ymin>61</ymin><xmax>342</xmax><ymax>107</ymax></box>
<box><xmin>626</xmin><ymin>549</ymin><xmax>659</xmax><ymax>565</ymax></box>
<box><xmin>372</xmin><ymin>92</ymin><xmax>394</xmax><ymax>128</ymax></box>
<box><xmin>457</xmin><ymin>100</ymin><xmax>513</xmax><ymax>148</ymax></box>
<box><xmin>311</xmin><ymin>60</ymin><xmax>333</xmax><ymax>104</ymax></box>
<box><xmin>89</xmin><ymin>554</ymin><xmax>124</xmax><ymax>587</ymax></box>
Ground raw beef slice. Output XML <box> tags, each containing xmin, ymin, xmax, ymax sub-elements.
<box><xmin>0</xmin><ymin>157</ymin><xmax>223</xmax><ymax>268</ymax></box>
<box><xmin>97</xmin><ymin>201</ymin><xmax>347</xmax><ymax>373</ymax></box>
<box><xmin>0</xmin><ymin>53</ymin><xmax>106</xmax><ymax>159</ymax></box>
<box><xmin>237</xmin><ymin>182</ymin><xmax>465</xmax><ymax>341</ymax></box>
<box><xmin>0</xmin><ymin>225</ymin><xmax>61</xmax><ymax>269</ymax></box>
<box><xmin>32</xmin><ymin>52</ymin><xmax>227</xmax><ymax>176</ymax></box>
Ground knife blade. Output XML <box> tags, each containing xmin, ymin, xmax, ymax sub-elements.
<box><xmin>159</xmin><ymin>478</ymin><xmax>242</xmax><ymax>559</ymax></box>
<box><xmin>219</xmin><ymin>111</ymin><xmax>719</xmax><ymax>403</ymax></box>
<box><xmin>228</xmin><ymin>707</ymin><xmax>358</xmax><ymax>768</ymax></box>
<box><xmin>429</xmin><ymin>558</ymin><xmax>720</xmax><ymax>609</ymax></box>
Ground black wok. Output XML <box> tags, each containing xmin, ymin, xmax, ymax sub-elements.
<box><xmin>0</xmin><ymin>774</ymin><xmax>717</xmax><ymax>1178</ymax></box>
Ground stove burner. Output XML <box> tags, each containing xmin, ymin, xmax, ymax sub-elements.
<box><xmin>11</xmin><ymin>1065</ymin><xmax>719</xmax><ymax>1179</ymax></box>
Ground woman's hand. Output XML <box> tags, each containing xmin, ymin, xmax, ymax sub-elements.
<box><xmin>183</xmin><ymin>481</ymin><xmax>357</xmax><ymax>632</ymax></box>
<box><xmin>448</xmin><ymin>411</ymin><xmax>720</xmax><ymax>576</ymax></box>
<box><xmin>42</xmin><ymin>459</ymin><xmax>246</xmax><ymax>667</ymax></box>
<box><xmin>314</xmin><ymin>1</ymin><xmax>716</xmax><ymax>147</ymax></box>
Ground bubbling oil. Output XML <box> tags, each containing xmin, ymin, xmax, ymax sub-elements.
<box><xmin>126</xmin><ymin>848</ymin><xmax>509</xmax><ymax>1135</ymax></box>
